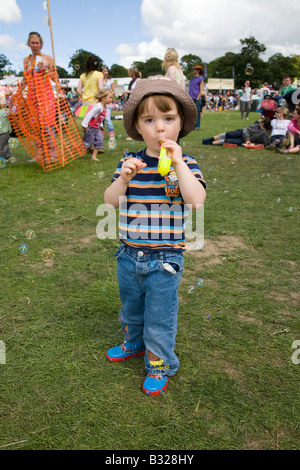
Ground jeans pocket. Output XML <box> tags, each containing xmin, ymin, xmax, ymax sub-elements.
<box><xmin>161</xmin><ymin>254</ymin><xmax>184</xmax><ymax>276</ymax></box>
<box><xmin>114</xmin><ymin>245</ymin><xmax>125</xmax><ymax>260</ymax></box>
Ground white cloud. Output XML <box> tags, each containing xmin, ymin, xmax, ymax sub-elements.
<box><xmin>0</xmin><ymin>34</ymin><xmax>26</xmax><ymax>52</ymax></box>
<box><xmin>116</xmin><ymin>0</ymin><xmax>300</xmax><ymax>66</ymax></box>
<box><xmin>0</xmin><ymin>0</ymin><xmax>22</xmax><ymax>23</ymax></box>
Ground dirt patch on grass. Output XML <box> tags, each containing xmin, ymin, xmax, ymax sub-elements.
<box><xmin>187</xmin><ymin>235</ymin><xmax>251</xmax><ymax>266</ymax></box>
<box><xmin>266</xmin><ymin>291</ymin><xmax>300</xmax><ymax>307</ymax></box>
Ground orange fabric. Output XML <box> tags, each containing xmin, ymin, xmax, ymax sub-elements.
<box><xmin>8</xmin><ymin>69</ymin><xmax>85</xmax><ymax>172</ymax></box>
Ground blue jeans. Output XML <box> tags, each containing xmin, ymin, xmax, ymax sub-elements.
<box><xmin>223</xmin><ymin>128</ymin><xmax>244</xmax><ymax>146</ymax></box>
<box><xmin>115</xmin><ymin>244</ymin><xmax>184</xmax><ymax>376</ymax></box>
<box><xmin>193</xmin><ymin>99</ymin><xmax>202</xmax><ymax>129</ymax></box>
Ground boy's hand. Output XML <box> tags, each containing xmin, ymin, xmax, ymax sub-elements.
<box><xmin>120</xmin><ymin>157</ymin><xmax>146</xmax><ymax>184</ymax></box>
<box><xmin>160</xmin><ymin>139</ymin><xmax>183</xmax><ymax>166</ymax></box>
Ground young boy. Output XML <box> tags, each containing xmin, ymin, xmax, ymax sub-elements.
<box><xmin>104</xmin><ymin>76</ymin><xmax>206</xmax><ymax>396</ymax></box>
<box><xmin>0</xmin><ymin>87</ymin><xmax>13</xmax><ymax>161</ymax></box>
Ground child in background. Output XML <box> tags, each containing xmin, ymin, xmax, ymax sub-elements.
<box><xmin>104</xmin><ymin>76</ymin><xmax>206</xmax><ymax>396</ymax></box>
<box><xmin>276</xmin><ymin>105</ymin><xmax>300</xmax><ymax>155</ymax></box>
<box><xmin>102</xmin><ymin>66</ymin><xmax>116</xmax><ymax>142</ymax></box>
<box><xmin>0</xmin><ymin>87</ymin><xmax>13</xmax><ymax>161</ymax></box>
<box><xmin>265</xmin><ymin>108</ymin><xmax>290</xmax><ymax>150</ymax></box>
<box><xmin>81</xmin><ymin>90</ymin><xmax>113</xmax><ymax>161</ymax></box>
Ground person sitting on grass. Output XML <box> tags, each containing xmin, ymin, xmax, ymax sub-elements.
<box><xmin>202</xmin><ymin>116</ymin><xmax>271</xmax><ymax>148</ymax></box>
<box><xmin>265</xmin><ymin>108</ymin><xmax>290</xmax><ymax>150</ymax></box>
<box><xmin>276</xmin><ymin>105</ymin><xmax>300</xmax><ymax>155</ymax></box>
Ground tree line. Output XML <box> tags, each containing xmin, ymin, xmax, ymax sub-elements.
<box><xmin>1</xmin><ymin>37</ymin><xmax>299</xmax><ymax>89</ymax></box>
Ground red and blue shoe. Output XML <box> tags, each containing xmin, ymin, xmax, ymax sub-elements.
<box><xmin>142</xmin><ymin>374</ymin><xmax>169</xmax><ymax>396</ymax></box>
<box><xmin>107</xmin><ymin>341</ymin><xmax>145</xmax><ymax>363</ymax></box>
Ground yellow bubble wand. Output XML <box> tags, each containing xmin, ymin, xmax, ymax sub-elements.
<box><xmin>158</xmin><ymin>146</ymin><xmax>171</xmax><ymax>176</ymax></box>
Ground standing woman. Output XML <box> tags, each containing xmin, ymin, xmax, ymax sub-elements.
<box><xmin>162</xmin><ymin>48</ymin><xmax>185</xmax><ymax>90</ymax></box>
<box><xmin>23</xmin><ymin>31</ymin><xmax>55</xmax><ymax>75</ymax></box>
<box><xmin>77</xmin><ymin>55</ymin><xmax>103</xmax><ymax>106</ymax></box>
<box><xmin>102</xmin><ymin>65</ymin><xmax>116</xmax><ymax>141</ymax></box>
<box><xmin>240</xmin><ymin>80</ymin><xmax>252</xmax><ymax>120</ymax></box>
<box><xmin>22</xmin><ymin>32</ymin><xmax>57</xmax><ymax>161</ymax></box>
<box><xmin>188</xmin><ymin>65</ymin><xmax>205</xmax><ymax>131</ymax></box>
<box><xmin>122</xmin><ymin>67</ymin><xmax>141</xmax><ymax>101</ymax></box>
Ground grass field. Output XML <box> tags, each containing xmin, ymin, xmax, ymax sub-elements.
<box><xmin>0</xmin><ymin>109</ymin><xmax>299</xmax><ymax>450</ymax></box>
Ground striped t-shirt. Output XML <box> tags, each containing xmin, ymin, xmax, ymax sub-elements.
<box><xmin>112</xmin><ymin>149</ymin><xmax>206</xmax><ymax>251</ymax></box>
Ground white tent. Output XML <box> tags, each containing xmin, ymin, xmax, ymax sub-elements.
<box><xmin>0</xmin><ymin>76</ymin><xmax>22</xmax><ymax>87</ymax></box>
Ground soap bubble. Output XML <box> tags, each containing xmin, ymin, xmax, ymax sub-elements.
<box><xmin>197</xmin><ymin>277</ymin><xmax>205</xmax><ymax>287</ymax></box>
<box><xmin>245</xmin><ymin>64</ymin><xmax>254</xmax><ymax>75</ymax></box>
<box><xmin>9</xmin><ymin>156</ymin><xmax>16</xmax><ymax>163</ymax></box>
<box><xmin>288</xmin><ymin>206</ymin><xmax>293</xmax><ymax>212</ymax></box>
<box><xmin>19</xmin><ymin>243</ymin><xmax>29</xmax><ymax>254</ymax></box>
<box><xmin>68</xmin><ymin>47</ymin><xmax>79</xmax><ymax>59</ymax></box>
<box><xmin>12</xmin><ymin>51</ymin><xmax>21</xmax><ymax>62</ymax></box>
<box><xmin>108</xmin><ymin>139</ymin><xmax>117</xmax><ymax>150</ymax></box>
<box><xmin>74</xmin><ymin>64</ymin><xmax>80</xmax><ymax>70</ymax></box>
<box><xmin>41</xmin><ymin>248</ymin><xmax>55</xmax><ymax>262</ymax></box>
<box><xmin>0</xmin><ymin>157</ymin><xmax>6</xmax><ymax>169</ymax></box>
<box><xmin>97</xmin><ymin>171</ymin><xmax>105</xmax><ymax>179</ymax></box>
<box><xmin>38</xmin><ymin>198</ymin><xmax>45</xmax><ymax>205</ymax></box>
<box><xmin>8</xmin><ymin>138</ymin><xmax>19</xmax><ymax>149</ymax></box>
<box><xmin>26</xmin><ymin>230</ymin><xmax>36</xmax><ymax>240</ymax></box>
<box><xmin>187</xmin><ymin>285</ymin><xmax>195</xmax><ymax>294</ymax></box>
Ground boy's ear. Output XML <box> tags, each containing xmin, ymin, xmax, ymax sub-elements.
<box><xmin>134</xmin><ymin>121</ymin><xmax>142</xmax><ymax>135</ymax></box>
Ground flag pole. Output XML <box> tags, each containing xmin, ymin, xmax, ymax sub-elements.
<box><xmin>47</xmin><ymin>0</ymin><xmax>65</xmax><ymax>164</ymax></box>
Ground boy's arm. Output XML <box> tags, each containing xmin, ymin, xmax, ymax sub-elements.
<box><xmin>104</xmin><ymin>177</ymin><xmax>129</xmax><ymax>209</ymax></box>
<box><xmin>174</xmin><ymin>160</ymin><xmax>206</xmax><ymax>208</ymax></box>
<box><xmin>104</xmin><ymin>157</ymin><xmax>146</xmax><ymax>208</ymax></box>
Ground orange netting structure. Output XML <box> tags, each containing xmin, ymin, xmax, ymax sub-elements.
<box><xmin>7</xmin><ymin>69</ymin><xmax>85</xmax><ymax>172</ymax></box>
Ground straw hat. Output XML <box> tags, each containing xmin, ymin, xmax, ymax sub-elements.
<box><xmin>123</xmin><ymin>75</ymin><xmax>197</xmax><ymax>141</ymax></box>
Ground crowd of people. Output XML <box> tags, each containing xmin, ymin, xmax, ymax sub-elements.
<box><xmin>1</xmin><ymin>36</ymin><xmax>299</xmax><ymax>166</ymax></box>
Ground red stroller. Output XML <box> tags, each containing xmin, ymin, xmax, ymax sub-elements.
<box><xmin>259</xmin><ymin>94</ymin><xmax>278</xmax><ymax>119</ymax></box>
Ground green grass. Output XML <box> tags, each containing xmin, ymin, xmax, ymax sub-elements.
<box><xmin>0</xmin><ymin>110</ymin><xmax>299</xmax><ymax>450</ymax></box>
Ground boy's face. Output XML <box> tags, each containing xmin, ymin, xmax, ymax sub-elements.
<box><xmin>135</xmin><ymin>96</ymin><xmax>182</xmax><ymax>157</ymax></box>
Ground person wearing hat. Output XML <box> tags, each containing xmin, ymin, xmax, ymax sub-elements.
<box><xmin>188</xmin><ymin>65</ymin><xmax>205</xmax><ymax>130</ymax></box>
<box><xmin>104</xmin><ymin>75</ymin><xmax>206</xmax><ymax>396</ymax></box>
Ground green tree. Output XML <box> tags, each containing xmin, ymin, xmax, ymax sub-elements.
<box><xmin>0</xmin><ymin>54</ymin><xmax>11</xmax><ymax>79</ymax></box>
<box><xmin>110</xmin><ymin>64</ymin><xmax>128</xmax><ymax>78</ymax></box>
<box><xmin>56</xmin><ymin>66</ymin><xmax>69</xmax><ymax>78</ymax></box>
<box><xmin>68</xmin><ymin>49</ymin><xmax>104</xmax><ymax>78</ymax></box>
<box><xmin>240</xmin><ymin>36</ymin><xmax>267</xmax><ymax>60</ymax></box>
<box><xmin>180</xmin><ymin>54</ymin><xmax>202</xmax><ymax>79</ymax></box>
<box><xmin>234</xmin><ymin>37</ymin><xmax>268</xmax><ymax>88</ymax></box>
<box><xmin>131</xmin><ymin>58</ymin><xmax>163</xmax><ymax>78</ymax></box>
<box><xmin>266</xmin><ymin>53</ymin><xmax>298</xmax><ymax>88</ymax></box>
<box><xmin>207</xmin><ymin>52</ymin><xmax>238</xmax><ymax>80</ymax></box>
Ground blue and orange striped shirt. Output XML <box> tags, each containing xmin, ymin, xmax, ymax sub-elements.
<box><xmin>112</xmin><ymin>149</ymin><xmax>206</xmax><ymax>251</ymax></box>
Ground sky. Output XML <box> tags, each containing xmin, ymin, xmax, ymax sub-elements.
<box><xmin>0</xmin><ymin>0</ymin><xmax>300</xmax><ymax>75</ymax></box>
